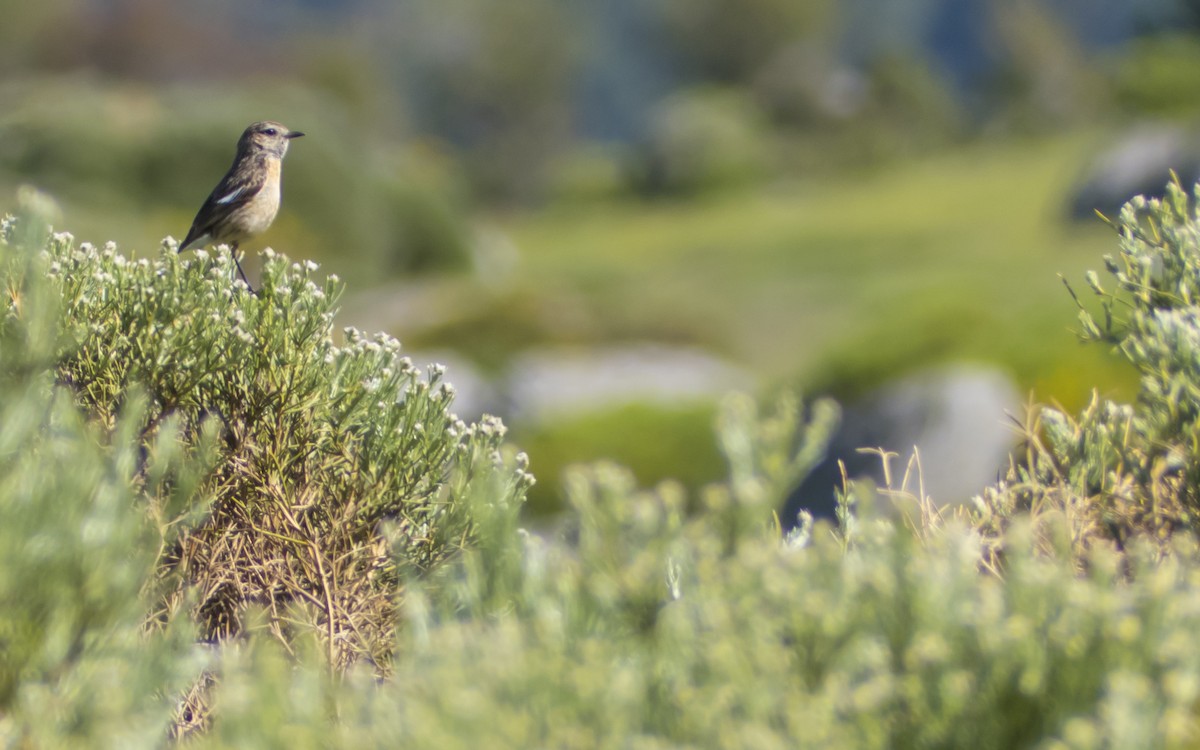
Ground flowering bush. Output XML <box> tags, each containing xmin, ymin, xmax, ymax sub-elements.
<box><xmin>974</xmin><ymin>179</ymin><xmax>1200</xmax><ymax>564</ymax></box>
<box><xmin>8</xmin><ymin>191</ymin><xmax>532</xmax><ymax>682</ymax></box>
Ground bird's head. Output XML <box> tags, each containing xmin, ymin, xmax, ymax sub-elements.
<box><xmin>238</xmin><ymin>121</ymin><xmax>304</xmax><ymax>159</ymax></box>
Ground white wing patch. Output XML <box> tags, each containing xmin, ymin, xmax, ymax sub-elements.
<box><xmin>216</xmin><ymin>187</ymin><xmax>244</xmax><ymax>205</ymax></box>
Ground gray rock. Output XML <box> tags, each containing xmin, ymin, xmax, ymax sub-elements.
<box><xmin>1068</xmin><ymin>123</ymin><xmax>1200</xmax><ymax>220</ymax></box>
<box><xmin>362</xmin><ymin>343</ymin><xmax>747</xmax><ymax>427</ymax></box>
<box><xmin>787</xmin><ymin>364</ymin><xmax>1021</xmax><ymax>522</ymax></box>
<box><xmin>504</xmin><ymin>343</ymin><xmax>750</xmax><ymax>422</ymax></box>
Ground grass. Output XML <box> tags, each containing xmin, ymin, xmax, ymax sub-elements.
<box><xmin>515</xmin><ymin>401</ymin><xmax>724</xmax><ymax>516</ymax></box>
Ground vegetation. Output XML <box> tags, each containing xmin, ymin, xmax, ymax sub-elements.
<box><xmin>8</xmin><ymin>4</ymin><xmax>1200</xmax><ymax>743</ymax></box>
<box><xmin>974</xmin><ymin>180</ymin><xmax>1200</xmax><ymax>561</ymax></box>
<box><xmin>0</xmin><ymin>188</ymin><xmax>531</xmax><ymax>741</ymax></box>
<box><xmin>5</xmin><ymin>175</ymin><xmax>1200</xmax><ymax>745</ymax></box>
<box><xmin>494</xmin><ymin>133</ymin><xmax>1127</xmax><ymax>399</ymax></box>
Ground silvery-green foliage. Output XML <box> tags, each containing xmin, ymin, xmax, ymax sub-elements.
<box><xmin>975</xmin><ymin>180</ymin><xmax>1200</xmax><ymax>557</ymax></box>
<box><xmin>0</xmin><ymin>192</ymin><xmax>204</xmax><ymax>747</ymax></box>
<box><xmin>7</xmin><ymin>189</ymin><xmax>531</xmax><ymax>675</ymax></box>
<box><xmin>189</xmin><ymin>401</ymin><xmax>1200</xmax><ymax>750</ymax></box>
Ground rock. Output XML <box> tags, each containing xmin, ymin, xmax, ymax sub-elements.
<box><xmin>786</xmin><ymin>364</ymin><xmax>1021</xmax><ymax>522</ymax></box>
<box><xmin>1068</xmin><ymin>123</ymin><xmax>1200</xmax><ymax>221</ymax></box>
<box><xmin>504</xmin><ymin>343</ymin><xmax>750</xmax><ymax>422</ymax></box>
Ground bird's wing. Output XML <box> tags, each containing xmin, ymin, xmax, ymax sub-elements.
<box><xmin>179</xmin><ymin>160</ymin><xmax>268</xmax><ymax>251</ymax></box>
<box><xmin>215</xmin><ymin>186</ymin><xmax>246</xmax><ymax>205</ymax></box>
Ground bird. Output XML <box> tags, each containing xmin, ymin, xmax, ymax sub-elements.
<box><xmin>178</xmin><ymin>120</ymin><xmax>304</xmax><ymax>289</ymax></box>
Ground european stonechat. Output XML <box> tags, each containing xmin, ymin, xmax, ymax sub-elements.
<box><xmin>179</xmin><ymin>120</ymin><xmax>304</xmax><ymax>288</ymax></box>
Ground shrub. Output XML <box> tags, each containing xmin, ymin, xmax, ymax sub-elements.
<box><xmin>0</xmin><ymin>191</ymin><xmax>204</xmax><ymax>746</ymax></box>
<box><xmin>974</xmin><ymin>178</ymin><xmax>1200</xmax><ymax>563</ymax></box>
<box><xmin>631</xmin><ymin>87</ymin><xmax>773</xmax><ymax>196</ymax></box>
<box><xmin>2</xmin><ymin>188</ymin><xmax>531</xmax><ymax>682</ymax></box>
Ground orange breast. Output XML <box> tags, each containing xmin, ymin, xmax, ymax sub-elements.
<box><xmin>228</xmin><ymin>158</ymin><xmax>283</xmax><ymax>240</ymax></box>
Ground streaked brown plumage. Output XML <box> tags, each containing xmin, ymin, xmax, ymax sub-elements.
<box><xmin>179</xmin><ymin>120</ymin><xmax>304</xmax><ymax>288</ymax></box>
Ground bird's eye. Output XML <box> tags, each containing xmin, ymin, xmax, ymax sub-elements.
<box><xmin>264</xmin><ymin>128</ymin><xmax>278</xmax><ymax>136</ymax></box>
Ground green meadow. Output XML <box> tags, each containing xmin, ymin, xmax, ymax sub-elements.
<box><xmin>387</xmin><ymin>131</ymin><xmax>1140</xmax><ymax>505</ymax></box>
<box><xmin>490</xmin><ymin>132</ymin><xmax>1130</xmax><ymax>397</ymax></box>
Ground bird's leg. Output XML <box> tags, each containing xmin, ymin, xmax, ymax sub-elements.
<box><xmin>230</xmin><ymin>242</ymin><xmax>255</xmax><ymax>293</ymax></box>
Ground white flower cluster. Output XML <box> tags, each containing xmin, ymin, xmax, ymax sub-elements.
<box><xmin>1150</xmin><ymin>308</ymin><xmax>1200</xmax><ymax>354</ymax></box>
<box><xmin>1101</xmin><ymin>401</ymin><xmax>1134</xmax><ymax>422</ymax></box>
<box><xmin>440</xmin><ymin>415</ymin><xmax>516</xmax><ymax>470</ymax></box>
<box><xmin>445</xmin><ymin>417</ymin><xmax>467</xmax><ymax>440</ymax></box>
<box><xmin>511</xmin><ymin>451</ymin><xmax>534</xmax><ymax>487</ymax></box>
<box><xmin>477</xmin><ymin>414</ymin><xmax>507</xmax><ymax>438</ymax></box>
<box><xmin>374</xmin><ymin>331</ymin><xmax>401</xmax><ymax>352</ymax></box>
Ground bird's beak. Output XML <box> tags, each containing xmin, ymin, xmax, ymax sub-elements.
<box><xmin>286</xmin><ymin>131</ymin><xmax>305</xmax><ymax>139</ymax></box>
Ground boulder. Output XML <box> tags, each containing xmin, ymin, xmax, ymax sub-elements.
<box><xmin>504</xmin><ymin>343</ymin><xmax>749</xmax><ymax>422</ymax></box>
<box><xmin>1068</xmin><ymin>123</ymin><xmax>1200</xmax><ymax>221</ymax></box>
<box><xmin>786</xmin><ymin>364</ymin><xmax>1021</xmax><ymax>522</ymax></box>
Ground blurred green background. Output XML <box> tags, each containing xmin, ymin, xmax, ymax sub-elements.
<box><xmin>4</xmin><ymin>0</ymin><xmax>1199</xmax><ymax>512</ymax></box>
